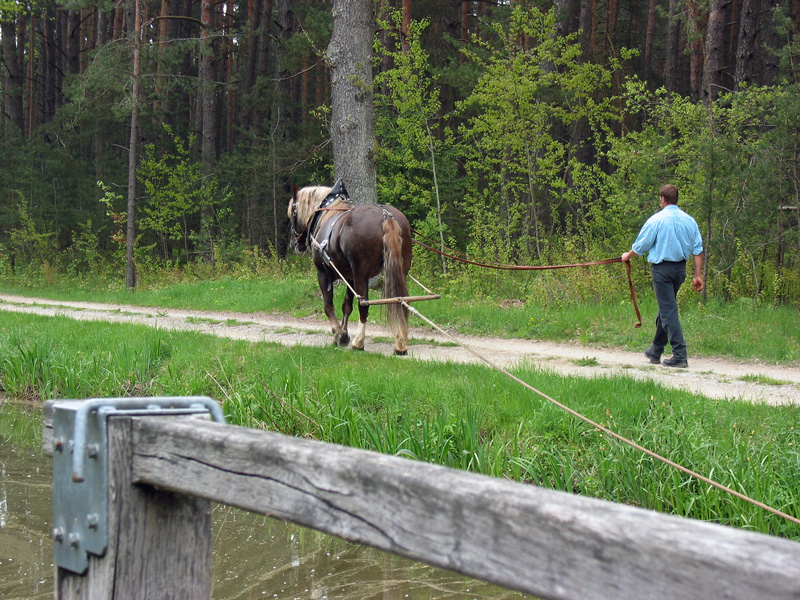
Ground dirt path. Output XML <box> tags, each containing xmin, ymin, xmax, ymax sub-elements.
<box><xmin>2</xmin><ymin>293</ymin><xmax>799</xmax><ymax>406</ymax></box>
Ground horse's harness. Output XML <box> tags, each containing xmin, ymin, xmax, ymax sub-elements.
<box><xmin>291</xmin><ymin>181</ymin><xmax>353</xmax><ymax>247</ymax></box>
<box><xmin>292</xmin><ymin>181</ymin><xmax>396</xmax><ymax>251</ymax></box>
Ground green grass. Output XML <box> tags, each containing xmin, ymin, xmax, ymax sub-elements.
<box><xmin>1</xmin><ymin>310</ymin><xmax>798</xmax><ymax>539</ymax></box>
<box><xmin>739</xmin><ymin>374</ymin><xmax>793</xmax><ymax>386</ymax></box>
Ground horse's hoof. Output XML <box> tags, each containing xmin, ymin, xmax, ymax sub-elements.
<box><xmin>393</xmin><ymin>349</ymin><xmax>408</xmax><ymax>356</ymax></box>
<box><xmin>334</xmin><ymin>332</ymin><xmax>350</xmax><ymax>347</ymax></box>
<box><xmin>352</xmin><ymin>346</ymin><xmax>365</xmax><ymax>352</ymax></box>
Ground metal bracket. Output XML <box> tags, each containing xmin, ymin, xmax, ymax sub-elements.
<box><xmin>51</xmin><ymin>396</ymin><xmax>226</xmax><ymax>574</ymax></box>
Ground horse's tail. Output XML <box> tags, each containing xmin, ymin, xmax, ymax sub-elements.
<box><xmin>382</xmin><ymin>215</ymin><xmax>409</xmax><ymax>351</ymax></box>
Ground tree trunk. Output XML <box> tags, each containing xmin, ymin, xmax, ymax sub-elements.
<box><xmin>605</xmin><ymin>0</ymin><xmax>619</xmax><ymax>55</ymax></box>
<box><xmin>684</xmin><ymin>0</ymin><xmax>708</xmax><ymax>101</ymax></box>
<box><xmin>401</xmin><ymin>0</ymin><xmax>412</xmax><ymax>50</ymax></box>
<box><xmin>2</xmin><ymin>16</ymin><xmax>25</xmax><ymax>134</ymax></box>
<box><xmin>328</xmin><ymin>0</ymin><xmax>376</xmax><ymax>205</ymax></box>
<box><xmin>242</xmin><ymin>0</ymin><xmax>261</xmax><ymax>130</ymax></box>
<box><xmin>127</xmin><ymin>0</ymin><xmax>143</xmax><ymax>290</ymax></box>
<box><xmin>665</xmin><ymin>0</ymin><xmax>681</xmax><ymax>92</ymax></box>
<box><xmin>200</xmin><ymin>0</ymin><xmax>217</xmax><ymax>167</ymax></box>
<box><xmin>734</xmin><ymin>0</ymin><xmax>760</xmax><ymax>89</ymax></box>
<box><xmin>252</xmin><ymin>0</ymin><xmax>274</xmax><ymax>130</ymax></box>
<box><xmin>41</xmin><ymin>13</ymin><xmax>58</xmax><ymax>124</ymax></box>
<box><xmin>555</xmin><ymin>0</ymin><xmax>580</xmax><ymax>39</ymax></box>
<box><xmin>761</xmin><ymin>0</ymin><xmax>781</xmax><ymax>86</ymax></box>
<box><xmin>642</xmin><ymin>0</ymin><xmax>658</xmax><ymax>82</ymax></box>
<box><xmin>66</xmin><ymin>10</ymin><xmax>81</xmax><ymax>75</ymax></box>
<box><xmin>578</xmin><ymin>1</ymin><xmax>594</xmax><ymax>62</ymax></box>
<box><xmin>270</xmin><ymin>0</ymin><xmax>293</xmax><ymax>250</ymax></box>
<box><xmin>25</xmin><ymin>12</ymin><xmax>36</xmax><ymax>137</ymax></box>
<box><xmin>703</xmin><ymin>0</ymin><xmax>730</xmax><ymax>103</ymax></box>
<box><xmin>225</xmin><ymin>0</ymin><xmax>236</xmax><ymax>152</ymax></box>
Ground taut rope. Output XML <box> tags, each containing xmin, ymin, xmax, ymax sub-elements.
<box><xmin>402</xmin><ymin>300</ymin><xmax>800</xmax><ymax>528</ymax></box>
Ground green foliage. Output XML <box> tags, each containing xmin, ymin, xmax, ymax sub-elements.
<box><xmin>375</xmin><ymin>10</ymin><xmax>456</xmax><ymax>248</ymax></box>
<box><xmin>7</xmin><ymin>202</ymin><xmax>56</xmax><ymax>267</ymax></box>
<box><xmin>456</xmin><ymin>6</ymin><xmax>623</xmax><ymax>264</ymax></box>
<box><xmin>138</xmin><ymin>126</ymin><xmax>232</xmax><ymax>262</ymax></box>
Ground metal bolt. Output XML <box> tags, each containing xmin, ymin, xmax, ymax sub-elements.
<box><xmin>86</xmin><ymin>513</ymin><xmax>99</xmax><ymax>529</ymax></box>
<box><xmin>86</xmin><ymin>443</ymin><xmax>99</xmax><ymax>459</ymax></box>
<box><xmin>52</xmin><ymin>527</ymin><xmax>64</xmax><ymax>543</ymax></box>
<box><xmin>54</xmin><ymin>438</ymin><xmax>64</xmax><ymax>452</ymax></box>
<box><xmin>68</xmin><ymin>532</ymin><xmax>81</xmax><ymax>548</ymax></box>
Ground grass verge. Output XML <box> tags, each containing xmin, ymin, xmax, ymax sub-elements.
<box><xmin>1</xmin><ymin>311</ymin><xmax>798</xmax><ymax>539</ymax></box>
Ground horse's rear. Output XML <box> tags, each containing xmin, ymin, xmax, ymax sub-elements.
<box><xmin>336</xmin><ymin>204</ymin><xmax>412</xmax><ymax>354</ymax></box>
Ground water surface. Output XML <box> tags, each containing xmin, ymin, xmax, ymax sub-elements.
<box><xmin>0</xmin><ymin>436</ymin><xmax>530</xmax><ymax>599</ymax></box>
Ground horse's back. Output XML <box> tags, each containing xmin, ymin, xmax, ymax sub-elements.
<box><xmin>335</xmin><ymin>204</ymin><xmax>411</xmax><ymax>271</ymax></box>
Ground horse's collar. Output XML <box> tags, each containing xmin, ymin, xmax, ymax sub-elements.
<box><xmin>307</xmin><ymin>190</ymin><xmax>353</xmax><ymax>238</ymax></box>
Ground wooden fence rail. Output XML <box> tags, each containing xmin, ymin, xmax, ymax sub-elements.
<box><xmin>43</xmin><ymin>400</ymin><xmax>800</xmax><ymax>600</ymax></box>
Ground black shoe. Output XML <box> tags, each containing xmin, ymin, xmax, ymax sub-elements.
<box><xmin>662</xmin><ymin>356</ymin><xmax>688</xmax><ymax>368</ymax></box>
<box><xmin>644</xmin><ymin>348</ymin><xmax>661</xmax><ymax>364</ymax></box>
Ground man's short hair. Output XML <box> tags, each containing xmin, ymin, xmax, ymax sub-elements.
<box><xmin>659</xmin><ymin>184</ymin><xmax>679</xmax><ymax>204</ymax></box>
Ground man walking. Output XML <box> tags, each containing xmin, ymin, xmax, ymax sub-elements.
<box><xmin>621</xmin><ymin>184</ymin><xmax>704</xmax><ymax>368</ymax></box>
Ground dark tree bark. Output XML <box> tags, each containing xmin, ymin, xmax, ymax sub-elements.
<box><xmin>642</xmin><ymin>0</ymin><xmax>658</xmax><ymax>83</ymax></box>
<box><xmin>41</xmin><ymin>13</ymin><xmax>58</xmax><ymax>124</ymax></box>
<box><xmin>270</xmin><ymin>0</ymin><xmax>293</xmax><ymax>250</ymax></box>
<box><xmin>402</xmin><ymin>0</ymin><xmax>412</xmax><ymax>50</ymax></box>
<box><xmin>555</xmin><ymin>0</ymin><xmax>580</xmax><ymax>39</ymax></box>
<box><xmin>251</xmin><ymin>0</ymin><xmax>274</xmax><ymax>130</ymax></box>
<box><xmin>225</xmin><ymin>0</ymin><xmax>235</xmax><ymax>152</ymax></box>
<box><xmin>761</xmin><ymin>0</ymin><xmax>781</xmax><ymax>86</ymax></box>
<box><xmin>200</xmin><ymin>0</ymin><xmax>217</xmax><ymax>167</ymax></box>
<box><xmin>66</xmin><ymin>10</ymin><xmax>81</xmax><ymax>75</ymax></box>
<box><xmin>25</xmin><ymin>12</ymin><xmax>36</xmax><ymax>137</ymax></box>
<box><xmin>127</xmin><ymin>0</ymin><xmax>143</xmax><ymax>289</ymax></box>
<box><xmin>734</xmin><ymin>0</ymin><xmax>759</xmax><ymax>90</ymax></box>
<box><xmin>684</xmin><ymin>0</ymin><xmax>708</xmax><ymax>101</ymax></box>
<box><xmin>665</xmin><ymin>0</ymin><xmax>681</xmax><ymax>92</ymax></box>
<box><xmin>605</xmin><ymin>0</ymin><xmax>619</xmax><ymax>55</ymax></box>
<box><xmin>578</xmin><ymin>1</ymin><xmax>594</xmax><ymax>62</ymax></box>
<box><xmin>328</xmin><ymin>0</ymin><xmax>376</xmax><ymax>205</ymax></box>
<box><xmin>2</xmin><ymin>15</ymin><xmax>25</xmax><ymax>134</ymax></box>
<box><xmin>242</xmin><ymin>0</ymin><xmax>261</xmax><ymax>130</ymax></box>
<box><xmin>703</xmin><ymin>0</ymin><xmax>731</xmax><ymax>102</ymax></box>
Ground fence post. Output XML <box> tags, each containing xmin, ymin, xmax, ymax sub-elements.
<box><xmin>47</xmin><ymin>399</ymin><xmax>215</xmax><ymax>600</ymax></box>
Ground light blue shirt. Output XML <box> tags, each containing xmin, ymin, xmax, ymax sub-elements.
<box><xmin>632</xmin><ymin>204</ymin><xmax>703</xmax><ymax>264</ymax></box>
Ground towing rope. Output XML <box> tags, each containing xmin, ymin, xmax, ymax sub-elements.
<box><xmin>411</xmin><ymin>236</ymin><xmax>643</xmax><ymax>328</ymax></box>
<box><xmin>401</xmin><ymin>299</ymin><xmax>800</xmax><ymax>527</ymax></box>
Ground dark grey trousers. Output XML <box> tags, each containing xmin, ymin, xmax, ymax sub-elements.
<box><xmin>650</xmin><ymin>260</ymin><xmax>687</xmax><ymax>360</ymax></box>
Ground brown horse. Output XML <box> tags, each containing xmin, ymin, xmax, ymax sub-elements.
<box><xmin>288</xmin><ymin>182</ymin><xmax>412</xmax><ymax>355</ymax></box>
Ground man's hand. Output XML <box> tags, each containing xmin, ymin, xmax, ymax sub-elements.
<box><xmin>621</xmin><ymin>250</ymin><xmax>636</xmax><ymax>262</ymax></box>
<box><xmin>693</xmin><ymin>276</ymin><xmax>705</xmax><ymax>292</ymax></box>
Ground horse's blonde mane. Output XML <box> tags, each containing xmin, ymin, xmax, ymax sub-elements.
<box><xmin>295</xmin><ymin>186</ymin><xmax>330</xmax><ymax>222</ymax></box>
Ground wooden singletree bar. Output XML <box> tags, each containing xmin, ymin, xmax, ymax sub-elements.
<box><xmin>359</xmin><ymin>293</ymin><xmax>441</xmax><ymax>306</ymax></box>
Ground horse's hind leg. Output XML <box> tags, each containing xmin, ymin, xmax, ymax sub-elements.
<box><xmin>393</xmin><ymin>306</ymin><xmax>409</xmax><ymax>355</ymax></box>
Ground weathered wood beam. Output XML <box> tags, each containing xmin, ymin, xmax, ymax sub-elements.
<box><xmin>130</xmin><ymin>417</ymin><xmax>800</xmax><ymax>600</ymax></box>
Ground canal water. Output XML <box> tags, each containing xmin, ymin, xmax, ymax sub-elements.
<box><xmin>0</xmin><ymin>434</ymin><xmax>530</xmax><ymax>599</ymax></box>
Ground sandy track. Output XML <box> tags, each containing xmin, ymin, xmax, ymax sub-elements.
<box><xmin>1</xmin><ymin>293</ymin><xmax>799</xmax><ymax>406</ymax></box>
